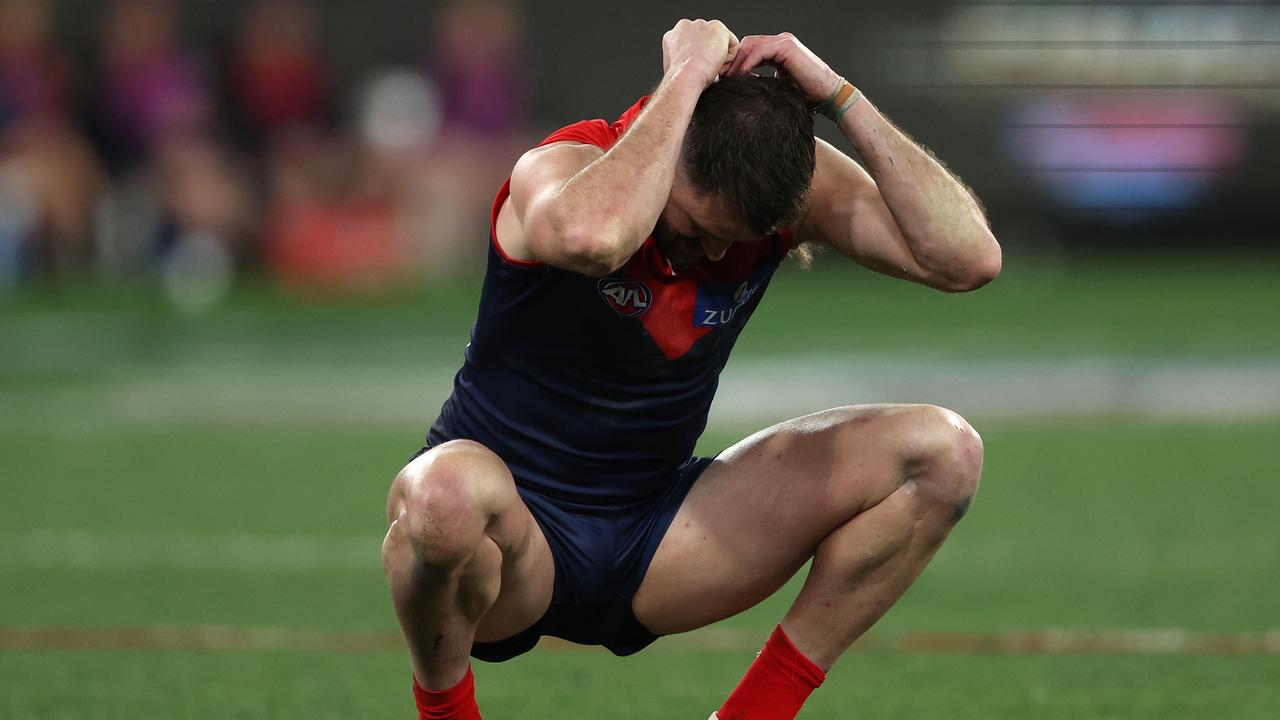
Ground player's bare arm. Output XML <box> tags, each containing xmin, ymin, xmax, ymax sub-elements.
<box><xmin>498</xmin><ymin>19</ymin><xmax>739</xmax><ymax>276</ymax></box>
<box><xmin>728</xmin><ymin>32</ymin><xmax>1002</xmax><ymax>292</ymax></box>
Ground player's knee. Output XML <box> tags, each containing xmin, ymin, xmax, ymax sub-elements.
<box><xmin>389</xmin><ymin>440</ymin><xmax>510</xmax><ymax>570</ymax></box>
<box><xmin>902</xmin><ymin>405</ymin><xmax>983</xmax><ymax>521</ymax></box>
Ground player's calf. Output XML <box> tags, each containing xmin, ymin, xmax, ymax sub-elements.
<box><xmin>718</xmin><ymin>405</ymin><xmax>983</xmax><ymax>720</ymax></box>
<box><xmin>782</xmin><ymin>404</ymin><xmax>983</xmax><ymax>660</ymax></box>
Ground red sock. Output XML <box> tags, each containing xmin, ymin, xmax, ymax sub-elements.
<box><xmin>412</xmin><ymin>666</ymin><xmax>482</xmax><ymax>720</ymax></box>
<box><xmin>717</xmin><ymin>625</ymin><xmax>827</xmax><ymax>720</ymax></box>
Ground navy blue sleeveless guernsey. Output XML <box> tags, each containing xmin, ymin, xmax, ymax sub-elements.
<box><xmin>427</xmin><ymin>97</ymin><xmax>793</xmax><ymax>506</ymax></box>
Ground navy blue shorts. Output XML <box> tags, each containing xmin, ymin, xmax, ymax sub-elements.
<box><xmin>409</xmin><ymin>447</ymin><xmax>713</xmax><ymax>662</ymax></box>
<box><xmin>472</xmin><ymin>455</ymin><xmax>714</xmax><ymax>662</ymax></box>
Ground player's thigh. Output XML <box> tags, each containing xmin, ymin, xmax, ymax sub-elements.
<box><xmin>386</xmin><ymin>440</ymin><xmax>555</xmax><ymax>641</ymax></box>
<box><xmin>633</xmin><ymin>403</ymin><xmax>970</xmax><ymax>634</ymax></box>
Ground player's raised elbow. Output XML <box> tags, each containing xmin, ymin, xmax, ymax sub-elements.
<box><xmin>955</xmin><ymin>249</ymin><xmax>1002</xmax><ymax>293</ymax></box>
<box><xmin>528</xmin><ymin>209</ymin><xmax>624</xmax><ymax>276</ymax></box>
<box><xmin>937</xmin><ymin>234</ymin><xmax>1001</xmax><ymax>293</ymax></box>
<box><xmin>559</xmin><ymin>225</ymin><xmax>632</xmax><ymax>277</ymax></box>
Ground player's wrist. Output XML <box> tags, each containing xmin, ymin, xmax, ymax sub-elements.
<box><xmin>666</xmin><ymin>58</ymin><xmax>719</xmax><ymax>93</ymax></box>
<box><xmin>811</xmin><ymin>76</ymin><xmax>863</xmax><ymax>123</ymax></box>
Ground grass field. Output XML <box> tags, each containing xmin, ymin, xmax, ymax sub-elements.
<box><xmin>3</xmin><ymin>252</ymin><xmax>1278</xmax><ymax>718</ymax></box>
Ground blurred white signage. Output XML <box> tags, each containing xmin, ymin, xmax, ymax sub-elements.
<box><xmin>889</xmin><ymin>3</ymin><xmax>1280</xmax><ymax>105</ymax></box>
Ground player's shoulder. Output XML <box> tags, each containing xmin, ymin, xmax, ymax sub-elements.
<box><xmin>498</xmin><ymin>140</ymin><xmax>603</xmax><ymax>268</ymax></box>
<box><xmin>507</xmin><ymin>96</ymin><xmax>651</xmax><ymax>207</ymax></box>
<box><xmin>535</xmin><ymin>96</ymin><xmax>649</xmax><ymax>151</ymax></box>
<box><xmin>539</xmin><ymin>119</ymin><xmax>616</xmax><ymax>150</ymax></box>
<box><xmin>509</xmin><ymin>142</ymin><xmax>602</xmax><ymax>202</ymax></box>
<box><xmin>499</xmin><ymin>96</ymin><xmax>650</xmax><ymax>266</ymax></box>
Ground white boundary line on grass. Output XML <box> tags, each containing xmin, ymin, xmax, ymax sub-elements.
<box><xmin>2</xmin><ymin>356</ymin><xmax>1279</xmax><ymax>434</ymax></box>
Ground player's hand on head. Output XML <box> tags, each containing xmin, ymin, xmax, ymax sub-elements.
<box><xmin>726</xmin><ymin>32</ymin><xmax>841</xmax><ymax>103</ymax></box>
<box><xmin>662</xmin><ymin>18</ymin><xmax>739</xmax><ymax>85</ymax></box>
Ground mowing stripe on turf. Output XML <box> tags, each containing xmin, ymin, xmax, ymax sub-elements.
<box><xmin>1</xmin><ymin>530</ymin><xmax>382</xmax><ymax>573</ymax></box>
<box><xmin>5</xmin><ymin>527</ymin><xmax>1274</xmax><ymax>571</ymax></box>
<box><xmin>5</xmin><ymin>530</ymin><xmax>1276</xmax><ymax>573</ymax></box>
<box><xmin>2</xmin><ymin>626</ymin><xmax>1278</xmax><ymax>656</ymax></box>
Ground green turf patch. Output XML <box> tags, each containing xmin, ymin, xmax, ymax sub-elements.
<box><xmin>3</xmin><ymin>419</ymin><xmax>1277</xmax><ymax>633</ymax></box>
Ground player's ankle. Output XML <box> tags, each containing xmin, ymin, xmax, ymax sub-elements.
<box><xmin>717</xmin><ymin>625</ymin><xmax>825</xmax><ymax>720</ymax></box>
<box><xmin>412</xmin><ymin>665</ymin><xmax>482</xmax><ymax>720</ymax></box>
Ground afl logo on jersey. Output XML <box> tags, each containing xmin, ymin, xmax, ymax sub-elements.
<box><xmin>597</xmin><ymin>278</ymin><xmax>652</xmax><ymax>318</ymax></box>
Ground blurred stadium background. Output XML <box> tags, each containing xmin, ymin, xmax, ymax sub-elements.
<box><xmin>2</xmin><ymin>0</ymin><xmax>1277</xmax><ymax>718</ymax></box>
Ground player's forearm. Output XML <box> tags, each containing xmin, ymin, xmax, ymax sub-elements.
<box><xmin>550</xmin><ymin>65</ymin><xmax>706</xmax><ymax>275</ymax></box>
<box><xmin>838</xmin><ymin>99</ymin><xmax>1001</xmax><ymax>290</ymax></box>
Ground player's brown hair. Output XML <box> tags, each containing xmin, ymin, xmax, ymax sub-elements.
<box><xmin>681</xmin><ymin>74</ymin><xmax>816</xmax><ymax>237</ymax></box>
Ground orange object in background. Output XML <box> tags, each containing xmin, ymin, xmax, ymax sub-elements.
<box><xmin>264</xmin><ymin>197</ymin><xmax>406</xmax><ymax>293</ymax></box>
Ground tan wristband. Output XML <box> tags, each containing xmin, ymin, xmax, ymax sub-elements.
<box><xmin>816</xmin><ymin>78</ymin><xmax>861</xmax><ymax>122</ymax></box>
<box><xmin>832</xmin><ymin>84</ymin><xmax>862</xmax><ymax>122</ymax></box>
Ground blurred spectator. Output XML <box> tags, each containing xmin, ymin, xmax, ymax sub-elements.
<box><xmin>406</xmin><ymin>0</ymin><xmax>532</xmax><ymax>275</ymax></box>
<box><xmin>93</xmin><ymin>0</ymin><xmax>211</xmax><ymax>171</ymax></box>
<box><xmin>429</xmin><ymin>0</ymin><xmax>527</xmax><ymax>139</ymax></box>
<box><xmin>0</xmin><ymin>0</ymin><xmax>70</xmax><ymax>119</ymax></box>
<box><xmin>246</xmin><ymin>1</ymin><xmax>406</xmax><ymax>294</ymax></box>
<box><xmin>228</xmin><ymin>0</ymin><xmax>330</xmax><ymax>153</ymax></box>
<box><xmin>89</xmin><ymin>0</ymin><xmax>251</xmax><ymax>310</ymax></box>
<box><xmin>231</xmin><ymin>0</ymin><xmax>395</xmax><ymax>295</ymax></box>
<box><xmin>0</xmin><ymin>0</ymin><xmax>104</xmax><ymax>284</ymax></box>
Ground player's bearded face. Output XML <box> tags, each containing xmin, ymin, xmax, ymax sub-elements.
<box><xmin>654</xmin><ymin>185</ymin><xmax>749</xmax><ymax>269</ymax></box>
<box><xmin>652</xmin><ymin>215</ymin><xmax>707</xmax><ymax>270</ymax></box>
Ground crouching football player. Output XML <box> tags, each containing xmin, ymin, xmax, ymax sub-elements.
<box><xmin>382</xmin><ymin>18</ymin><xmax>1000</xmax><ymax>720</ymax></box>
